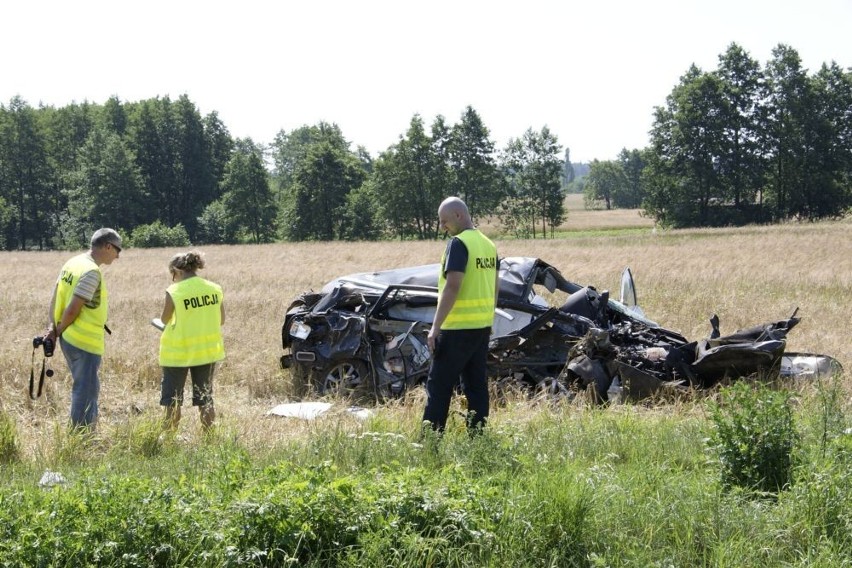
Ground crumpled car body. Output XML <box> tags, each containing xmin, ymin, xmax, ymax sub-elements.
<box><xmin>280</xmin><ymin>257</ymin><xmax>841</xmax><ymax>402</ymax></box>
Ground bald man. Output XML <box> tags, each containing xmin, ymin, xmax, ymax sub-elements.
<box><xmin>423</xmin><ymin>197</ymin><xmax>499</xmax><ymax>433</ymax></box>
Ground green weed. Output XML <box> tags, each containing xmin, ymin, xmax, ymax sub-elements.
<box><xmin>1</xmin><ymin>381</ymin><xmax>851</xmax><ymax>566</ymax></box>
<box><xmin>708</xmin><ymin>381</ymin><xmax>797</xmax><ymax>493</ymax></box>
<box><xmin>0</xmin><ymin>410</ymin><xmax>20</xmax><ymax>464</ymax></box>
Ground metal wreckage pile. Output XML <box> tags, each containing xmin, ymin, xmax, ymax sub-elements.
<box><xmin>280</xmin><ymin>257</ymin><xmax>841</xmax><ymax>403</ymax></box>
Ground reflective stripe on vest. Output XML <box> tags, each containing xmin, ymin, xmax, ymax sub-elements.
<box><xmin>439</xmin><ymin>229</ymin><xmax>497</xmax><ymax>330</ymax></box>
<box><xmin>53</xmin><ymin>254</ymin><xmax>107</xmax><ymax>355</ymax></box>
<box><xmin>159</xmin><ymin>277</ymin><xmax>225</xmax><ymax>367</ymax></box>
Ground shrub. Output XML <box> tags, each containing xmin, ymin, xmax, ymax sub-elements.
<box><xmin>196</xmin><ymin>199</ymin><xmax>238</xmax><ymax>244</ymax></box>
<box><xmin>708</xmin><ymin>381</ymin><xmax>797</xmax><ymax>493</ymax></box>
<box><xmin>129</xmin><ymin>221</ymin><xmax>190</xmax><ymax>248</ymax></box>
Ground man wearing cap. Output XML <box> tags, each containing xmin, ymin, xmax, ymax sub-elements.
<box><xmin>45</xmin><ymin>228</ymin><xmax>122</xmax><ymax>430</ymax></box>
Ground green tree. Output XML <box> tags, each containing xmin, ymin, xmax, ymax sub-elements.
<box><xmin>129</xmin><ymin>220</ymin><xmax>190</xmax><ymax>247</ymax></box>
<box><xmin>37</xmin><ymin>101</ymin><xmax>96</xmax><ymax>245</ymax></box>
<box><xmin>127</xmin><ymin>97</ymin><xmax>178</xmax><ymax>226</ymax></box>
<box><xmin>123</xmin><ymin>95</ymin><xmax>225</xmax><ymax>237</ymax></box>
<box><xmin>203</xmin><ymin>111</ymin><xmax>234</xmax><ymax>195</ymax></box>
<box><xmin>337</xmin><ymin>183</ymin><xmax>383</xmax><ymax>241</ymax></box>
<box><xmin>797</xmin><ymin>62</ymin><xmax>852</xmax><ymax>218</ymax></box>
<box><xmin>715</xmin><ymin>43</ymin><xmax>764</xmax><ymax>210</ymax></box>
<box><xmin>66</xmin><ymin>127</ymin><xmax>145</xmax><ymax>235</ymax></box>
<box><xmin>100</xmin><ymin>95</ymin><xmax>128</xmax><ymax>136</ymax></box>
<box><xmin>221</xmin><ymin>139</ymin><xmax>276</xmax><ymax>243</ymax></box>
<box><xmin>645</xmin><ymin>66</ymin><xmax>727</xmax><ymax>226</ymax></box>
<box><xmin>270</xmin><ymin>122</ymin><xmax>349</xmax><ymax>199</ymax></box>
<box><xmin>370</xmin><ymin>149</ymin><xmax>408</xmax><ymax>238</ymax></box>
<box><xmin>646</xmin><ymin>44</ymin><xmax>850</xmax><ymax>227</ymax></box>
<box><xmin>284</xmin><ymin>140</ymin><xmax>366</xmax><ymax>241</ymax></box>
<box><xmin>0</xmin><ymin>97</ymin><xmax>53</xmax><ymax>249</ymax></box>
<box><xmin>0</xmin><ymin>195</ymin><xmax>11</xmax><ymax>249</ymax></box>
<box><xmin>447</xmin><ymin>106</ymin><xmax>501</xmax><ymax>220</ymax></box>
<box><xmin>761</xmin><ymin>45</ymin><xmax>814</xmax><ymax>219</ymax></box>
<box><xmin>495</xmin><ymin>194</ymin><xmax>536</xmax><ymax>239</ymax></box>
<box><xmin>354</xmin><ymin>145</ymin><xmax>373</xmax><ymax>175</ymax></box>
<box><xmin>172</xmin><ymin>94</ymin><xmax>217</xmax><ymax>239</ymax></box>
<box><xmin>372</xmin><ymin>115</ymin><xmax>444</xmax><ymax>240</ymax></box>
<box><xmin>197</xmin><ymin>199</ymin><xmax>238</xmax><ymax>244</ymax></box>
<box><xmin>271</xmin><ymin>122</ymin><xmax>357</xmax><ymax>241</ymax></box>
<box><xmin>617</xmin><ymin>148</ymin><xmax>647</xmax><ymax>208</ymax></box>
<box><xmin>584</xmin><ymin>159</ymin><xmax>626</xmax><ymax>210</ymax></box>
<box><xmin>500</xmin><ymin>126</ymin><xmax>564</xmax><ymax>238</ymax></box>
<box><xmin>429</xmin><ymin>115</ymin><xmax>454</xmax><ymax>229</ymax></box>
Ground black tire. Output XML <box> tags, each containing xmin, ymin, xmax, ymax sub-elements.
<box><xmin>318</xmin><ymin>359</ymin><xmax>373</xmax><ymax>401</ymax></box>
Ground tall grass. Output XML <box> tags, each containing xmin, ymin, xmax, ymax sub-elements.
<box><xmin>0</xmin><ymin>212</ymin><xmax>849</xmax><ymax>564</ymax></box>
<box><xmin>0</xmin><ymin>410</ymin><xmax>20</xmax><ymax>464</ymax></box>
<box><xmin>1</xmin><ymin>389</ymin><xmax>849</xmax><ymax>566</ymax></box>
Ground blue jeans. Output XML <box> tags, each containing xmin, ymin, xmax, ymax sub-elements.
<box><xmin>60</xmin><ymin>337</ymin><xmax>102</xmax><ymax>428</ymax></box>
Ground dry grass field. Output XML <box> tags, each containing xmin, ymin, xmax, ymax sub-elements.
<box><xmin>478</xmin><ymin>192</ymin><xmax>657</xmax><ymax>235</ymax></box>
<box><xmin>1</xmin><ymin>206</ymin><xmax>850</xmax><ymax>460</ymax></box>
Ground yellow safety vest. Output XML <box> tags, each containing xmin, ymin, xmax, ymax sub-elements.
<box><xmin>439</xmin><ymin>229</ymin><xmax>498</xmax><ymax>330</ymax></box>
<box><xmin>159</xmin><ymin>277</ymin><xmax>225</xmax><ymax>367</ymax></box>
<box><xmin>53</xmin><ymin>253</ymin><xmax>107</xmax><ymax>355</ymax></box>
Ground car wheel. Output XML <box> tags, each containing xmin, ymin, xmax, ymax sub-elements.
<box><xmin>319</xmin><ymin>359</ymin><xmax>373</xmax><ymax>400</ymax></box>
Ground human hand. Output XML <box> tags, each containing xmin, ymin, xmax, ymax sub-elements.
<box><xmin>427</xmin><ymin>327</ymin><xmax>439</xmax><ymax>353</ymax></box>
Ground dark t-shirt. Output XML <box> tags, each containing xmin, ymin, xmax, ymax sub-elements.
<box><xmin>443</xmin><ymin>236</ymin><xmax>468</xmax><ymax>274</ymax></box>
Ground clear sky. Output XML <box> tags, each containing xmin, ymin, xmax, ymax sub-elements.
<box><xmin>3</xmin><ymin>0</ymin><xmax>850</xmax><ymax>163</ymax></box>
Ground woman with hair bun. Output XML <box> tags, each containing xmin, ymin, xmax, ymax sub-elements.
<box><xmin>158</xmin><ymin>250</ymin><xmax>225</xmax><ymax>432</ymax></box>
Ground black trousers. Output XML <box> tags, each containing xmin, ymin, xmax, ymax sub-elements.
<box><xmin>422</xmin><ymin>327</ymin><xmax>490</xmax><ymax>432</ymax></box>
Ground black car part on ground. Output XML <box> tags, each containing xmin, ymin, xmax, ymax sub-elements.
<box><xmin>280</xmin><ymin>258</ymin><xmax>842</xmax><ymax>402</ymax></box>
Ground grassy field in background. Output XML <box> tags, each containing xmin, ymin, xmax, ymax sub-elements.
<box><xmin>1</xmin><ymin>204</ymin><xmax>850</xmax><ymax>565</ymax></box>
<box><xmin>1</xmin><ymin>205</ymin><xmax>848</xmax><ymax>452</ymax></box>
<box><xmin>479</xmin><ymin>192</ymin><xmax>657</xmax><ymax>238</ymax></box>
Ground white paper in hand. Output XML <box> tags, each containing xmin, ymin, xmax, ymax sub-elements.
<box><xmin>151</xmin><ymin>318</ymin><xmax>165</xmax><ymax>331</ymax></box>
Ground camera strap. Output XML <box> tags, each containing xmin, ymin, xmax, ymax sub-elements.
<box><xmin>29</xmin><ymin>350</ymin><xmax>46</xmax><ymax>399</ymax></box>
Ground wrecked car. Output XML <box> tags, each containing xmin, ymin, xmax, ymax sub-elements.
<box><xmin>280</xmin><ymin>257</ymin><xmax>841</xmax><ymax>403</ymax></box>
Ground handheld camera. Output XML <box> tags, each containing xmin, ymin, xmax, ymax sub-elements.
<box><xmin>33</xmin><ymin>335</ymin><xmax>55</xmax><ymax>358</ymax></box>
<box><xmin>30</xmin><ymin>333</ymin><xmax>55</xmax><ymax>399</ymax></box>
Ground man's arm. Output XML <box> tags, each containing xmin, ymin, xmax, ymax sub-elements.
<box><xmin>427</xmin><ymin>270</ymin><xmax>463</xmax><ymax>352</ymax></box>
<box><xmin>56</xmin><ymin>295</ymin><xmax>86</xmax><ymax>336</ymax></box>
<box><xmin>46</xmin><ymin>287</ymin><xmax>59</xmax><ymax>338</ymax></box>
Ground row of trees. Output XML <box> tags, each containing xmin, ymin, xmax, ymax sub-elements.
<box><xmin>2</xmin><ymin>42</ymin><xmax>849</xmax><ymax>249</ymax></box>
<box><xmin>0</xmin><ymin>95</ymin><xmax>567</xmax><ymax>249</ymax></box>
<box><xmin>583</xmin><ymin>43</ymin><xmax>852</xmax><ymax>226</ymax></box>
<box><xmin>252</xmin><ymin>108</ymin><xmax>566</xmax><ymax>243</ymax></box>
<box><xmin>0</xmin><ymin>94</ymin><xmax>236</xmax><ymax>249</ymax></box>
